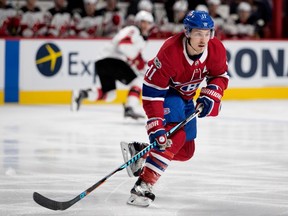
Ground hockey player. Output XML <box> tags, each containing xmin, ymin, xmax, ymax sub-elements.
<box><xmin>71</xmin><ymin>10</ymin><xmax>154</xmax><ymax>120</ymax></box>
<box><xmin>122</xmin><ymin>10</ymin><xmax>229</xmax><ymax>206</ymax></box>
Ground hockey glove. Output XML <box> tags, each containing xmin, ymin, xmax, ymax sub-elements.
<box><xmin>146</xmin><ymin>118</ymin><xmax>172</xmax><ymax>151</ymax></box>
<box><xmin>196</xmin><ymin>85</ymin><xmax>223</xmax><ymax>118</ymax></box>
<box><xmin>130</xmin><ymin>53</ymin><xmax>146</xmax><ymax>71</ymax></box>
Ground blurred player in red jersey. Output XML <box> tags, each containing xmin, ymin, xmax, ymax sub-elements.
<box><xmin>121</xmin><ymin>10</ymin><xmax>229</xmax><ymax>206</ymax></box>
<box><xmin>71</xmin><ymin>10</ymin><xmax>154</xmax><ymax>120</ymax></box>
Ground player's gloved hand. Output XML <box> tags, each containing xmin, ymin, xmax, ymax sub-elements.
<box><xmin>131</xmin><ymin>53</ymin><xmax>146</xmax><ymax>71</ymax></box>
<box><xmin>146</xmin><ymin>118</ymin><xmax>172</xmax><ymax>151</ymax></box>
<box><xmin>196</xmin><ymin>85</ymin><xmax>223</xmax><ymax>118</ymax></box>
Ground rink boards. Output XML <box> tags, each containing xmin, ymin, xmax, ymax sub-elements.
<box><xmin>1</xmin><ymin>38</ymin><xmax>288</xmax><ymax>104</ymax></box>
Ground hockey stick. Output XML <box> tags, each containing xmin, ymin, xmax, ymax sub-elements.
<box><xmin>33</xmin><ymin>106</ymin><xmax>203</xmax><ymax>211</ymax></box>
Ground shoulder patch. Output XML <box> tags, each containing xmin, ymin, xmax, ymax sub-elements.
<box><xmin>154</xmin><ymin>57</ymin><xmax>162</xmax><ymax>69</ymax></box>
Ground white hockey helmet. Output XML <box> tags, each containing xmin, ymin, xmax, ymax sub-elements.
<box><xmin>207</xmin><ymin>0</ymin><xmax>221</xmax><ymax>5</ymax></box>
<box><xmin>135</xmin><ymin>10</ymin><xmax>154</xmax><ymax>23</ymax></box>
<box><xmin>173</xmin><ymin>0</ymin><xmax>188</xmax><ymax>12</ymax></box>
<box><xmin>237</xmin><ymin>2</ymin><xmax>252</xmax><ymax>12</ymax></box>
<box><xmin>84</xmin><ymin>0</ymin><xmax>97</xmax><ymax>4</ymax></box>
<box><xmin>138</xmin><ymin>0</ymin><xmax>153</xmax><ymax>13</ymax></box>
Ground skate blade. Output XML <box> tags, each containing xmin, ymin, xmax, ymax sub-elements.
<box><xmin>127</xmin><ymin>194</ymin><xmax>152</xmax><ymax>207</ymax></box>
<box><xmin>120</xmin><ymin>142</ymin><xmax>134</xmax><ymax>177</ymax></box>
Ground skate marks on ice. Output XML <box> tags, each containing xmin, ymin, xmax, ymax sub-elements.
<box><xmin>0</xmin><ymin>101</ymin><xmax>288</xmax><ymax>216</ymax></box>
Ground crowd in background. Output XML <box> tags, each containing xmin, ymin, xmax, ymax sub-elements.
<box><xmin>0</xmin><ymin>0</ymin><xmax>284</xmax><ymax>40</ymax></box>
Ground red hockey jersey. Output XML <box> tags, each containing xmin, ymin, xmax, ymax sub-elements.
<box><xmin>142</xmin><ymin>32</ymin><xmax>229</xmax><ymax>119</ymax></box>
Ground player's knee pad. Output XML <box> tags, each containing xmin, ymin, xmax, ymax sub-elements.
<box><xmin>173</xmin><ymin>140</ymin><xmax>195</xmax><ymax>161</ymax></box>
<box><xmin>164</xmin><ymin>123</ymin><xmax>186</xmax><ymax>155</ymax></box>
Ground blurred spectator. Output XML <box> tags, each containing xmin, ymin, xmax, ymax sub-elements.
<box><xmin>153</xmin><ymin>0</ymin><xmax>188</xmax><ymax>38</ymax></box>
<box><xmin>47</xmin><ymin>0</ymin><xmax>69</xmax><ymax>16</ymax></box>
<box><xmin>19</xmin><ymin>0</ymin><xmax>46</xmax><ymax>37</ymax></box>
<box><xmin>172</xmin><ymin>0</ymin><xmax>187</xmax><ymax>23</ymax></box>
<box><xmin>207</xmin><ymin>0</ymin><xmax>226</xmax><ymax>39</ymax></box>
<box><xmin>20</xmin><ymin>0</ymin><xmax>41</xmax><ymax>13</ymax></box>
<box><xmin>138</xmin><ymin>0</ymin><xmax>153</xmax><ymax>12</ymax></box>
<box><xmin>195</xmin><ymin>4</ymin><xmax>208</xmax><ymax>12</ymax></box>
<box><xmin>224</xmin><ymin>2</ymin><xmax>256</xmax><ymax>39</ymax></box>
<box><xmin>0</xmin><ymin>0</ymin><xmax>280</xmax><ymax>39</ymax></box>
<box><xmin>81</xmin><ymin>0</ymin><xmax>98</xmax><ymax>16</ymax></box>
<box><xmin>0</xmin><ymin>0</ymin><xmax>13</xmax><ymax>9</ymax></box>
<box><xmin>66</xmin><ymin>0</ymin><xmax>85</xmax><ymax>15</ymax></box>
<box><xmin>126</xmin><ymin>0</ymin><xmax>141</xmax><ymax>17</ymax></box>
<box><xmin>96</xmin><ymin>0</ymin><xmax>124</xmax><ymax>37</ymax></box>
<box><xmin>228</xmin><ymin>0</ymin><xmax>242</xmax><ymax>15</ymax></box>
<box><xmin>249</xmin><ymin>0</ymin><xmax>273</xmax><ymax>38</ymax></box>
<box><xmin>226</xmin><ymin>0</ymin><xmax>272</xmax><ymax>38</ymax></box>
<box><xmin>46</xmin><ymin>0</ymin><xmax>72</xmax><ymax>38</ymax></box>
<box><xmin>164</xmin><ymin>0</ymin><xmax>206</xmax><ymax>23</ymax></box>
<box><xmin>126</xmin><ymin>0</ymin><xmax>154</xmax><ymax>26</ymax></box>
<box><xmin>0</xmin><ymin>0</ymin><xmax>18</xmax><ymax>36</ymax></box>
<box><xmin>207</xmin><ymin>0</ymin><xmax>223</xmax><ymax>20</ymax></box>
<box><xmin>74</xmin><ymin>0</ymin><xmax>102</xmax><ymax>38</ymax></box>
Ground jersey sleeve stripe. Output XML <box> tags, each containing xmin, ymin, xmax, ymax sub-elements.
<box><xmin>142</xmin><ymin>96</ymin><xmax>165</xmax><ymax>101</ymax></box>
<box><xmin>142</xmin><ymin>83</ymin><xmax>168</xmax><ymax>101</ymax></box>
<box><xmin>143</xmin><ymin>80</ymin><xmax>169</xmax><ymax>91</ymax></box>
<box><xmin>119</xmin><ymin>36</ymin><xmax>133</xmax><ymax>44</ymax></box>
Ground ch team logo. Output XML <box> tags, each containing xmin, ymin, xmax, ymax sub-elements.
<box><xmin>36</xmin><ymin>43</ymin><xmax>62</xmax><ymax>77</ymax></box>
<box><xmin>173</xmin><ymin>79</ymin><xmax>203</xmax><ymax>96</ymax></box>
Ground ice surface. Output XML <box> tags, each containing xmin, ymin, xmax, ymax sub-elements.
<box><xmin>0</xmin><ymin>100</ymin><xmax>288</xmax><ymax>216</ymax></box>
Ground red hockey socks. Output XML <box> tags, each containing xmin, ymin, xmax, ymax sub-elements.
<box><xmin>140</xmin><ymin>150</ymin><xmax>174</xmax><ymax>185</ymax></box>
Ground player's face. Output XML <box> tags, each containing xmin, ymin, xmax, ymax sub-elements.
<box><xmin>54</xmin><ymin>0</ymin><xmax>65</xmax><ymax>7</ymax></box>
<box><xmin>27</xmin><ymin>0</ymin><xmax>36</xmax><ymax>6</ymax></box>
<box><xmin>85</xmin><ymin>3</ymin><xmax>96</xmax><ymax>16</ymax></box>
<box><xmin>140</xmin><ymin>20</ymin><xmax>153</xmax><ymax>37</ymax></box>
<box><xmin>188</xmin><ymin>29</ymin><xmax>211</xmax><ymax>53</ymax></box>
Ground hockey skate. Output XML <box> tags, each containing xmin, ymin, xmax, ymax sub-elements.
<box><xmin>127</xmin><ymin>178</ymin><xmax>155</xmax><ymax>207</ymax></box>
<box><xmin>120</xmin><ymin>141</ymin><xmax>148</xmax><ymax>177</ymax></box>
<box><xmin>123</xmin><ymin>105</ymin><xmax>145</xmax><ymax>120</ymax></box>
<box><xmin>71</xmin><ymin>90</ymin><xmax>88</xmax><ymax>111</ymax></box>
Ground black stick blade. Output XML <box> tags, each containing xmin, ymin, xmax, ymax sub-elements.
<box><xmin>33</xmin><ymin>192</ymin><xmax>72</xmax><ymax>211</ymax></box>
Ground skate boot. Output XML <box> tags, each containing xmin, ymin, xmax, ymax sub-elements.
<box><xmin>127</xmin><ymin>178</ymin><xmax>155</xmax><ymax>207</ymax></box>
<box><xmin>123</xmin><ymin>105</ymin><xmax>145</xmax><ymax>120</ymax></box>
<box><xmin>120</xmin><ymin>141</ymin><xmax>148</xmax><ymax>177</ymax></box>
<box><xmin>71</xmin><ymin>89</ymin><xmax>89</xmax><ymax>111</ymax></box>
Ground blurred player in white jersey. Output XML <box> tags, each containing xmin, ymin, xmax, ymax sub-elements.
<box><xmin>122</xmin><ymin>10</ymin><xmax>229</xmax><ymax>206</ymax></box>
<box><xmin>71</xmin><ymin>10</ymin><xmax>154</xmax><ymax>120</ymax></box>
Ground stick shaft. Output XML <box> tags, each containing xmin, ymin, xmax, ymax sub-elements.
<box><xmin>33</xmin><ymin>108</ymin><xmax>201</xmax><ymax>211</ymax></box>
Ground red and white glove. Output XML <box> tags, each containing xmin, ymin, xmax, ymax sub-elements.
<box><xmin>146</xmin><ymin>118</ymin><xmax>172</xmax><ymax>151</ymax></box>
<box><xmin>130</xmin><ymin>53</ymin><xmax>146</xmax><ymax>71</ymax></box>
<box><xmin>196</xmin><ymin>85</ymin><xmax>223</xmax><ymax>118</ymax></box>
